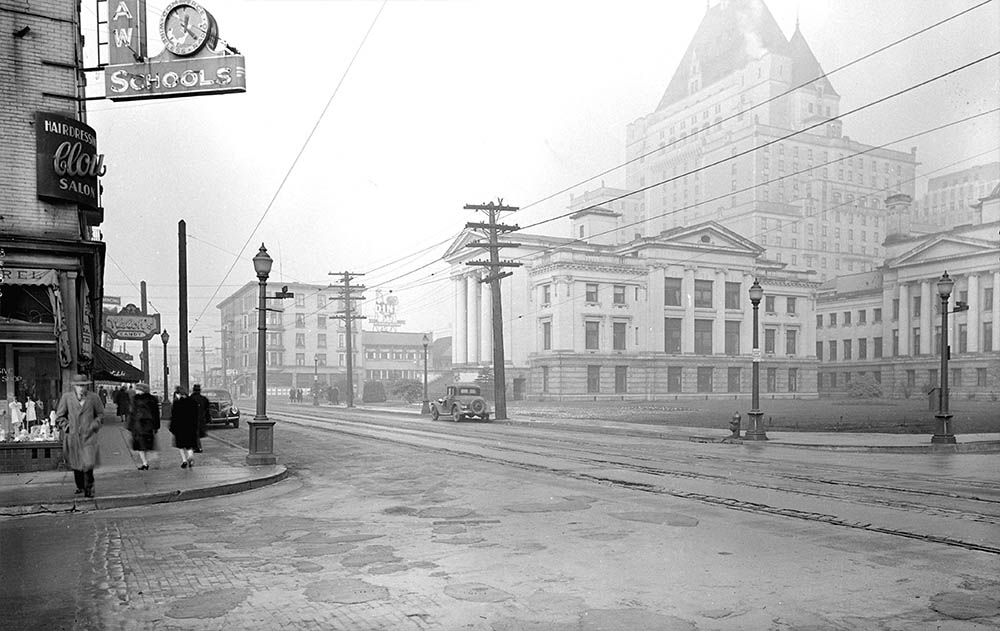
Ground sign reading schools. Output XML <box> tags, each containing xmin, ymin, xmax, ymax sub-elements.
<box><xmin>35</xmin><ymin>113</ymin><xmax>106</xmax><ymax>209</ymax></box>
<box><xmin>104</xmin><ymin>0</ymin><xmax>245</xmax><ymax>102</ymax></box>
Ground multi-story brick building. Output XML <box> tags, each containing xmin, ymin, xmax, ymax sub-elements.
<box><xmin>621</xmin><ymin>0</ymin><xmax>916</xmax><ymax>281</ymax></box>
<box><xmin>815</xmin><ymin>189</ymin><xmax>1000</xmax><ymax>398</ymax></box>
<box><xmin>914</xmin><ymin>162</ymin><xmax>1000</xmax><ymax>230</ymax></box>
<box><xmin>1</xmin><ymin>0</ymin><xmax>112</xmax><ymax>415</ymax></box>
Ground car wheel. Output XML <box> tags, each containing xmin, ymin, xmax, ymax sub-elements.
<box><xmin>482</xmin><ymin>414</ymin><xmax>490</xmax><ymax>422</ymax></box>
<box><xmin>431</xmin><ymin>407</ymin><xmax>439</xmax><ymax>421</ymax></box>
<box><xmin>232</xmin><ymin>419</ymin><xmax>239</xmax><ymax>428</ymax></box>
<box><xmin>451</xmin><ymin>406</ymin><xmax>461</xmax><ymax>422</ymax></box>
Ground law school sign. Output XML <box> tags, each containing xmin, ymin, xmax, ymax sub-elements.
<box><xmin>104</xmin><ymin>0</ymin><xmax>245</xmax><ymax>101</ymax></box>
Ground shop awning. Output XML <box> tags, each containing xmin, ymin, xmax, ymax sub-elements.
<box><xmin>91</xmin><ymin>345</ymin><xmax>144</xmax><ymax>383</ymax></box>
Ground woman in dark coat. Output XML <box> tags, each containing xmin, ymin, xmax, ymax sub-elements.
<box><xmin>168</xmin><ymin>386</ymin><xmax>199</xmax><ymax>468</ymax></box>
<box><xmin>127</xmin><ymin>383</ymin><xmax>160</xmax><ymax>470</ymax></box>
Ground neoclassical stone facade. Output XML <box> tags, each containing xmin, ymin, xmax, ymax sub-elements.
<box><xmin>446</xmin><ymin>221</ymin><xmax>819</xmax><ymax>400</ymax></box>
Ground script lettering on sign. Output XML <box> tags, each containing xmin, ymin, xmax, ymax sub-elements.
<box><xmin>35</xmin><ymin>113</ymin><xmax>106</xmax><ymax>209</ymax></box>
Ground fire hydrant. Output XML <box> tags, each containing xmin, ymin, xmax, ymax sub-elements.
<box><xmin>729</xmin><ymin>412</ymin><xmax>741</xmax><ymax>438</ymax></box>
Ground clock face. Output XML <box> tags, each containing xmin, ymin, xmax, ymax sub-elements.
<box><xmin>159</xmin><ymin>0</ymin><xmax>216</xmax><ymax>56</ymax></box>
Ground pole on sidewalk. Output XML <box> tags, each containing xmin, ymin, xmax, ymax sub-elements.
<box><xmin>140</xmin><ymin>281</ymin><xmax>150</xmax><ymax>383</ymax></box>
<box><xmin>178</xmin><ymin>220</ymin><xmax>189</xmax><ymax>392</ymax></box>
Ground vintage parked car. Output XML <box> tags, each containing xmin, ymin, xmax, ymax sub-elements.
<box><xmin>430</xmin><ymin>383</ymin><xmax>491</xmax><ymax>422</ymax></box>
<box><xmin>202</xmin><ymin>388</ymin><xmax>240</xmax><ymax>428</ymax></box>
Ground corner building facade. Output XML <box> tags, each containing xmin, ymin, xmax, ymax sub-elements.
<box><xmin>1</xmin><ymin>0</ymin><xmax>105</xmax><ymax>415</ymax></box>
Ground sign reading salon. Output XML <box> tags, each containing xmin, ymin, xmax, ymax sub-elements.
<box><xmin>35</xmin><ymin>112</ymin><xmax>106</xmax><ymax>209</ymax></box>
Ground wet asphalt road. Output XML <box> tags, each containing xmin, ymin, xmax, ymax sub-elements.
<box><xmin>3</xmin><ymin>406</ymin><xmax>999</xmax><ymax>630</ymax></box>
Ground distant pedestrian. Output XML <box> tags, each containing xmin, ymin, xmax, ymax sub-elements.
<box><xmin>189</xmin><ymin>384</ymin><xmax>210</xmax><ymax>453</ymax></box>
<box><xmin>98</xmin><ymin>386</ymin><xmax>108</xmax><ymax>406</ymax></box>
<box><xmin>128</xmin><ymin>383</ymin><xmax>160</xmax><ymax>470</ymax></box>
<box><xmin>55</xmin><ymin>375</ymin><xmax>104</xmax><ymax>498</ymax></box>
<box><xmin>289</xmin><ymin>388</ymin><xmax>295</xmax><ymax>403</ymax></box>
<box><xmin>168</xmin><ymin>386</ymin><xmax>199</xmax><ymax>468</ymax></box>
<box><xmin>114</xmin><ymin>385</ymin><xmax>131</xmax><ymax>423</ymax></box>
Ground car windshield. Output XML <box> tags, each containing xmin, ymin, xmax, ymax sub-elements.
<box><xmin>457</xmin><ymin>387</ymin><xmax>480</xmax><ymax>396</ymax></box>
<box><xmin>202</xmin><ymin>390</ymin><xmax>232</xmax><ymax>403</ymax></box>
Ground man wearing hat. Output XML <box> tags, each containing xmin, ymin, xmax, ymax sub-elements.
<box><xmin>55</xmin><ymin>375</ymin><xmax>105</xmax><ymax>497</ymax></box>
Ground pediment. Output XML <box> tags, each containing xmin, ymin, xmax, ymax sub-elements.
<box><xmin>617</xmin><ymin>221</ymin><xmax>763</xmax><ymax>257</ymax></box>
<box><xmin>888</xmin><ymin>235</ymin><xmax>996</xmax><ymax>268</ymax></box>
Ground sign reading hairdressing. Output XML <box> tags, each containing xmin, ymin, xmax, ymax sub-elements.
<box><xmin>35</xmin><ymin>113</ymin><xmax>106</xmax><ymax>209</ymax></box>
<box><xmin>104</xmin><ymin>0</ymin><xmax>246</xmax><ymax>102</ymax></box>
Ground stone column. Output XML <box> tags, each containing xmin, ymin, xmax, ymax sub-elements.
<box><xmin>993</xmin><ymin>271</ymin><xmax>1000</xmax><ymax>351</ymax></box>
<box><xmin>898</xmin><ymin>282</ymin><xmax>910</xmax><ymax>356</ymax></box>
<box><xmin>713</xmin><ymin>269</ymin><xmax>726</xmax><ymax>354</ymax></box>
<box><xmin>920</xmin><ymin>280</ymin><xmax>933</xmax><ymax>355</ymax></box>
<box><xmin>552</xmin><ymin>276</ymin><xmax>574</xmax><ymax>350</ymax></box>
<box><xmin>466</xmin><ymin>274</ymin><xmax>480</xmax><ymax>365</ymax></box>
<box><xmin>682</xmin><ymin>267</ymin><xmax>696</xmax><ymax>354</ymax></box>
<box><xmin>479</xmin><ymin>281</ymin><xmax>493</xmax><ymax>361</ymax></box>
<box><xmin>454</xmin><ymin>275</ymin><xmax>468</xmax><ymax>365</ymax></box>
<box><xmin>742</xmin><ymin>274</ymin><xmax>754</xmax><ymax>354</ymax></box>
<box><xmin>967</xmin><ymin>273</ymin><xmax>980</xmax><ymax>352</ymax></box>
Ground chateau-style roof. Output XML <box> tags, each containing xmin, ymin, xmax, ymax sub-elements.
<box><xmin>656</xmin><ymin>0</ymin><xmax>836</xmax><ymax>111</ymax></box>
<box><xmin>788</xmin><ymin>26</ymin><xmax>838</xmax><ymax>96</ymax></box>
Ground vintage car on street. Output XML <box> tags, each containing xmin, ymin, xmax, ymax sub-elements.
<box><xmin>202</xmin><ymin>388</ymin><xmax>240</xmax><ymax>428</ymax></box>
<box><xmin>430</xmin><ymin>383</ymin><xmax>491</xmax><ymax>421</ymax></box>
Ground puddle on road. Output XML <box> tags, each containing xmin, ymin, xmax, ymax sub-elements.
<box><xmin>504</xmin><ymin>497</ymin><xmax>593</xmax><ymax>513</ymax></box>
<box><xmin>444</xmin><ymin>582</ymin><xmax>513</xmax><ymax>603</ymax></box>
<box><xmin>304</xmin><ymin>578</ymin><xmax>390</xmax><ymax>604</ymax></box>
<box><xmin>930</xmin><ymin>591</ymin><xmax>1000</xmax><ymax>620</ymax></box>
<box><xmin>166</xmin><ymin>587</ymin><xmax>249</xmax><ymax>619</ymax></box>
<box><xmin>341</xmin><ymin>545</ymin><xmax>403</xmax><ymax>568</ymax></box>
<box><xmin>434</xmin><ymin>535</ymin><xmax>486</xmax><ymax>545</ymax></box>
<box><xmin>418</xmin><ymin>506</ymin><xmax>475</xmax><ymax>519</ymax></box>
<box><xmin>610</xmin><ymin>511</ymin><xmax>699</xmax><ymax>527</ymax></box>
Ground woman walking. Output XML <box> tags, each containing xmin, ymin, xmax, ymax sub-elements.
<box><xmin>128</xmin><ymin>383</ymin><xmax>160</xmax><ymax>470</ymax></box>
<box><xmin>168</xmin><ymin>386</ymin><xmax>199</xmax><ymax>468</ymax></box>
<box><xmin>55</xmin><ymin>375</ymin><xmax>104</xmax><ymax>497</ymax></box>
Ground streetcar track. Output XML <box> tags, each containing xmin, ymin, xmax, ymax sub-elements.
<box><xmin>273</xmin><ymin>408</ymin><xmax>1000</xmax><ymax>555</ymax></box>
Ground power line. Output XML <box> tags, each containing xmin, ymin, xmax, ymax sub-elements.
<box><xmin>190</xmin><ymin>0</ymin><xmax>388</xmax><ymax>331</ymax></box>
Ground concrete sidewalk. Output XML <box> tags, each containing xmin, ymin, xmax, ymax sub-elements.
<box><xmin>2</xmin><ymin>404</ymin><xmax>996</xmax><ymax>516</ymax></box>
<box><xmin>0</xmin><ymin>414</ymin><xmax>286</xmax><ymax>516</ymax></box>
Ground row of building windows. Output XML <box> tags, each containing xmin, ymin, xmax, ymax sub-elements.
<box><xmin>541</xmin><ymin>365</ymin><xmax>800</xmax><ymax>395</ymax></box>
<box><xmin>819</xmin><ymin>367</ymin><xmax>989</xmax><ymax>389</ymax></box>
<box><xmin>817</xmin><ymin>308</ymin><xmax>882</xmax><ymax>328</ymax></box>
<box><xmin>819</xmin><ymin>323</ymin><xmax>995</xmax><ymax>361</ymax></box>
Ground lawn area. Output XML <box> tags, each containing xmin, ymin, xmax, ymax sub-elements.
<box><xmin>505</xmin><ymin>397</ymin><xmax>1000</xmax><ymax>434</ymax></box>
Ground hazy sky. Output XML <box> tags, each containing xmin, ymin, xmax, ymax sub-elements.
<box><xmin>81</xmin><ymin>0</ymin><xmax>1000</xmax><ymax>364</ymax></box>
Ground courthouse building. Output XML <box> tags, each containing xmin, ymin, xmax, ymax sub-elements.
<box><xmin>446</xmin><ymin>218</ymin><xmax>819</xmax><ymax>401</ymax></box>
<box><xmin>815</xmin><ymin>190</ymin><xmax>1000</xmax><ymax>398</ymax></box>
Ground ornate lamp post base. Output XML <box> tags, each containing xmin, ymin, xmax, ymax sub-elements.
<box><xmin>246</xmin><ymin>418</ymin><xmax>276</xmax><ymax>465</ymax></box>
<box><xmin>931</xmin><ymin>413</ymin><xmax>956</xmax><ymax>444</ymax></box>
<box><xmin>744</xmin><ymin>410</ymin><xmax>768</xmax><ymax>441</ymax></box>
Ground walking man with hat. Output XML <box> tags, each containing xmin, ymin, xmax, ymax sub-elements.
<box><xmin>55</xmin><ymin>374</ymin><xmax>105</xmax><ymax>498</ymax></box>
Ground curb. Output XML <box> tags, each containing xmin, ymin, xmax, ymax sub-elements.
<box><xmin>0</xmin><ymin>466</ymin><xmax>289</xmax><ymax>516</ymax></box>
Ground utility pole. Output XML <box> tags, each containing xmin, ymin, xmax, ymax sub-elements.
<box><xmin>140</xmin><ymin>281</ymin><xmax>150</xmax><ymax>382</ymax></box>
<box><xmin>196</xmin><ymin>336</ymin><xmax>209</xmax><ymax>385</ymax></box>
<box><xmin>328</xmin><ymin>272</ymin><xmax>366</xmax><ymax>407</ymax></box>
<box><xmin>178</xmin><ymin>220</ymin><xmax>189</xmax><ymax>392</ymax></box>
<box><xmin>464</xmin><ymin>199</ymin><xmax>521</xmax><ymax>420</ymax></box>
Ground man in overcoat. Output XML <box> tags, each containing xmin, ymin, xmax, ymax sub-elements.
<box><xmin>189</xmin><ymin>384</ymin><xmax>210</xmax><ymax>453</ymax></box>
<box><xmin>56</xmin><ymin>374</ymin><xmax>105</xmax><ymax>497</ymax></box>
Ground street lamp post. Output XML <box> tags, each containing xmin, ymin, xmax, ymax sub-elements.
<box><xmin>420</xmin><ymin>333</ymin><xmax>430</xmax><ymax>414</ymax></box>
<box><xmin>745</xmin><ymin>279</ymin><xmax>768</xmax><ymax>441</ymax></box>
<box><xmin>313</xmin><ymin>354</ymin><xmax>319</xmax><ymax>406</ymax></box>
<box><xmin>247</xmin><ymin>244</ymin><xmax>277</xmax><ymax>466</ymax></box>
<box><xmin>160</xmin><ymin>329</ymin><xmax>170</xmax><ymax>403</ymax></box>
<box><xmin>932</xmin><ymin>271</ymin><xmax>957</xmax><ymax>444</ymax></box>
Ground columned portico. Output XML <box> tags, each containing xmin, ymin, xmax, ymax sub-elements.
<box><xmin>741</xmin><ymin>273</ymin><xmax>754</xmax><ymax>353</ymax></box>
<box><xmin>898</xmin><ymin>283</ymin><xmax>910</xmax><ymax>355</ymax></box>
<box><xmin>466</xmin><ymin>273</ymin><xmax>480</xmax><ymax>364</ymax></box>
<box><xmin>454</xmin><ymin>275</ymin><xmax>468</xmax><ymax>365</ymax></box>
<box><xmin>920</xmin><ymin>280</ymin><xmax>933</xmax><ymax>355</ymax></box>
<box><xmin>479</xmin><ymin>280</ymin><xmax>492</xmax><ymax>361</ymax></box>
